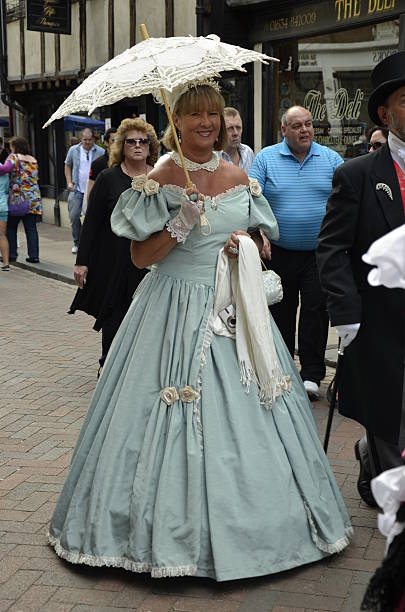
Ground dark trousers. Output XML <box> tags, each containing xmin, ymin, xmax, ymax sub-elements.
<box><xmin>100</xmin><ymin>304</ymin><xmax>129</xmax><ymax>368</ymax></box>
<box><xmin>359</xmin><ymin>360</ymin><xmax>405</xmax><ymax>476</ymax></box>
<box><xmin>269</xmin><ymin>244</ymin><xmax>329</xmax><ymax>386</ymax></box>
<box><xmin>7</xmin><ymin>213</ymin><xmax>40</xmax><ymax>260</ymax></box>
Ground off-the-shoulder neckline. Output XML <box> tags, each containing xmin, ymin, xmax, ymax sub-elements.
<box><xmin>162</xmin><ymin>183</ymin><xmax>249</xmax><ymax>201</ymax></box>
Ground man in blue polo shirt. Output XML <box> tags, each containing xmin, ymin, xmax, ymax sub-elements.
<box><xmin>249</xmin><ymin>106</ymin><xmax>343</xmax><ymax>400</ymax></box>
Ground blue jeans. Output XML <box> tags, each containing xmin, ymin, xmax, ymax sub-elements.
<box><xmin>67</xmin><ymin>190</ymin><xmax>84</xmax><ymax>247</ymax></box>
<box><xmin>7</xmin><ymin>213</ymin><xmax>40</xmax><ymax>260</ymax></box>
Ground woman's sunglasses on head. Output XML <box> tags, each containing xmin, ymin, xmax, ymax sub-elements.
<box><xmin>125</xmin><ymin>138</ymin><xmax>150</xmax><ymax>147</ymax></box>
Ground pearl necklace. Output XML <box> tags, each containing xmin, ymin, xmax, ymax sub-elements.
<box><xmin>170</xmin><ymin>151</ymin><xmax>220</xmax><ymax>172</ymax></box>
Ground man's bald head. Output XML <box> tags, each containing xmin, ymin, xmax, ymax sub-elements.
<box><xmin>281</xmin><ymin>106</ymin><xmax>314</xmax><ymax>159</ymax></box>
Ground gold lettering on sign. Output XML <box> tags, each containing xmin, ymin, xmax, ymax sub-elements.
<box><xmin>368</xmin><ymin>0</ymin><xmax>395</xmax><ymax>13</ymax></box>
<box><xmin>36</xmin><ymin>0</ymin><xmax>60</xmax><ymax>29</ymax></box>
<box><xmin>335</xmin><ymin>0</ymin><xmax>361</xmax><ymax>21</ymax></box>
<box><xmin>304</xmin><ymin>88</ymin><xmax>364</xmax><ymax>121</ymax></box>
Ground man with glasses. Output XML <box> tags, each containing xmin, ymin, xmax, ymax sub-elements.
<box><xmin>249</xmin><ymin>106</ymin><xmax>343</xmax><ymax>401</ymax></box>
<box><xmin>65</xmin><ymin>128</ymin><xmax>104</xmax><ymax>254</ymax></box>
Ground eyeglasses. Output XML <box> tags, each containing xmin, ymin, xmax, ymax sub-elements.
<box><xmin>125</xmin><ymin>138</ymin><xmax>150</xmax><ymax>147</ymax></box>
<box><xmin>368</xmin><ymin>141</ymin><xmax>383</xmax><ymax>151</ymax></box>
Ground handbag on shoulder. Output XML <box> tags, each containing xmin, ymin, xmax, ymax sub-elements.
<box><xmin>8</xmin><ymin>158</ymin><xmax>30</xmax><ymax>217</ymax></box>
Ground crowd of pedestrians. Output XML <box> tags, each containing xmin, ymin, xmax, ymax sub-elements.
<box><xmin>2</xmin><ymin>48</ymin><xmax>405</xmax><ymax>607</ymax></box>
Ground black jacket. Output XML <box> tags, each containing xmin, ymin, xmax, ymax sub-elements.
<box><xmin>69</xmin><ymin>166</ymin><xmax>148</xmax><ymax>330</ymax></box>
<box><xmin>317</xmin><ymin>143</ymin><xmax>405</xmax><ymax>444</ymax></box>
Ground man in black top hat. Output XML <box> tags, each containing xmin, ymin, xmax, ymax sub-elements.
<box><xmin>317</xmin><ymin>51</ymin><xmax>405</xmax><ymax>507</ymax></box>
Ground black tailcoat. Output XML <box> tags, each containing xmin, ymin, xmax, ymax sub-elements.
<box><xmin>317</xmin><ymin>144</ymin><xmax>405</xmax><ymax>444</ymax></box>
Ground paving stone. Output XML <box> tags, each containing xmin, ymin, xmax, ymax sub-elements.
<box><xmin>172</xmin><ymin>597</ymin><xmax>237</xmax><ymax>612</ymax></box>
<box><xmin>37</xmin><ymin>570</ymin><xmax>100</xmax><ymax>589</ymax></box>
<box><xmin>341</xmin><ymin>582</ymin><xmax>369</xmax><ymax>612</ymax></box>
<box><xmin>72</xmin><ymin>607</ymin><xmax>138</xmax><ymax>612</ymax></box>
<box><xmin>0</xmin><ymin>570</ymin><xmax>42</xmax><ymax>600</ymax></box>
<box><xmin>0</xmin><ymin>557</ymin><xmax>26</xmax><ymax>584</ymax></box>
<box><xmin>5</xmin><ymin>585</ymin><xmax>57</xmax><ymax>611</ymax></box>
<box><xmin>51</xmin><ymin>587</ymin><xmax>118</xmax><ymax>606</ymax></box>
<box><xmin>269</xmin><ymin>591</ymin><xmax>344</xmax><ymax>611</ymax></box>
<box><xmin>0</xmin><ymin>263</ymin><xmax>385</xmax><ymax>611</ymax></box>
<box><xmin>0</xmin><ymin>532</ymin><xmax>47</xmax><ymax>546</ymax></box>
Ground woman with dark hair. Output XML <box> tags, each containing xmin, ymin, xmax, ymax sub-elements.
<box><xmin>367</xmin><ymin>125</ymin><xmax>389</xmax><ymax>152</ymax></box>
<box><xmin>0</xmin><ymin>136</ymin><xmax>42</xmax><ymax>263</ymax></box>
<box><xmin>69</xmin><ymin>117</ymin><xmax>159</xmax><ymax>371</ymax></box>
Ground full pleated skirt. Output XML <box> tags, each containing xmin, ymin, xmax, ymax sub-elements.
<box><xmin>49</xmin><ymin>270</ymin><xmax>351</xmax><ymax>581</ymax></box>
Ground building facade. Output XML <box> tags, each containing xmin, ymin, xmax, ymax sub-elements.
<box><xmin>208</xmin><ymin>0</ymin><xmax>405</xmax><ymax>154</ymax></box>
<box><xmin>0</xmin><ymin>0</ymin><xmax>197</xmax><ymax>221</ymax></box>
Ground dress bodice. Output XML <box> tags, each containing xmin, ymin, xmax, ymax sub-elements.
<box><xmin>111</xmin><ymin>179</ymin><xmax>279</xmax><ymax>287</ymax></box>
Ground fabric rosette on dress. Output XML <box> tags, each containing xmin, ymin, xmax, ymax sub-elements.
<box><xmin>49</xmin><ymin>180</ymin><xmax>351</xmax><ymax>580</ymax></box>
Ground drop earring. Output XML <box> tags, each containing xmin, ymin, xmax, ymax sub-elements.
<box><xmin>177</xmin><ymin>130</ymin><xmax>182</xmax><ymax>144</ymax></box>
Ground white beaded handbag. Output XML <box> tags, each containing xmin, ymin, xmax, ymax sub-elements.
<box><xmin>261</xmin><ymin>258</ymin><xmax>283</xmax><ymax>306</ymax></box>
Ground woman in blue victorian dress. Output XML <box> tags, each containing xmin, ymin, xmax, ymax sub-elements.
<box><xmin>48</xmin><ymin>83</ymin><xmax>352</xmax><ymax>581</ymax></box>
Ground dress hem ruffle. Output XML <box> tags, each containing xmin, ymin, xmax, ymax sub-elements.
<box><xmin>48</xmin><ymin>525</ymin><xmax>352</xmax><ymax>581</ymax></box>
<box><xmin>48</xmin><ymin>533</ymin><xmax>198</xmax><ymax>578</ymax></box>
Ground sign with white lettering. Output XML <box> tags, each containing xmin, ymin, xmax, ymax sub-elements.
<box><xmin>252</xmin><ymin>0</ymin><xmax>405</xmax><ymax>42</ymax></box>
<box><xmin>27</xmin><ymin>0</ymin><xmax>71</xmax><ymax>35</ymax></box>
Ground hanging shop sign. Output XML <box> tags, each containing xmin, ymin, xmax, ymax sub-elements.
<box><xmin>251</xmin><ymin>0</ymin><xmax>405</xmax><ymax>42</ymax></box>
<box><xmin>26</xmin><ymin>0</ymin><xmax>71</xmax><ymax>35</ymax></box>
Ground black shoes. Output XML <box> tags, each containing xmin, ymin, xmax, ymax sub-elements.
<box><xmin>354</xmin><ymin>440</ymin><xmax>378</xmax><ymax>507</ymax></box>
<box><xmin>25</xmin><ymin>257</ymin><xmax>40</xmax><ymax>263</ymax></box>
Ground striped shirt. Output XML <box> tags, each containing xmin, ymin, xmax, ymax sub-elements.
<box><xmin>249</xmin><ymin>139</ymin><xmax>343</xmax><ymax>250</ymax></box>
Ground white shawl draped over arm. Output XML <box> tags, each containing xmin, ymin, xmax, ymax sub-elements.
<box><xmin>213</xmin><ymin>235</ymin><xmax>291</xmax><ymax>407</ymax></box>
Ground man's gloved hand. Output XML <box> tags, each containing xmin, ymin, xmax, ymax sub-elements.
<box><xmin>166</xmin><ymin>187</ymin><xmax>204</xmax><ymax>243</ymax></box>
<box><xmin>335</xmin><ymin>323</ymin><xmax>361</xmax><ymax>348</ymax></box>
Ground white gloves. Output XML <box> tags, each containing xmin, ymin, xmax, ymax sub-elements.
<box><xmin>166</xmin><ymin>193</ymin><xmax>202</xmax><ymax>243</ymax></box>
<box><xmin>335</xmin><ymin>323</ymin><xmax>360</xmax><ymax>348</ymax></box>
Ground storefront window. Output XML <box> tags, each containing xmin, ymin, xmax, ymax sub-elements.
<box><xmin>275</xmin><ymin>20</ymin><xmax>399</xmax><ymax>158</ymax></box>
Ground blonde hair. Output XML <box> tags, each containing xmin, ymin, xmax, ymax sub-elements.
<box><xmin>223</xmin><ymin>106</ymin><xmax>240</xmax><ymax>118</ymax></box>
<box><xmin>162</xmin><ymin>85</ymin><xmax>227</xmax><ymax>151</ymax></box>
<box><xmin>109</xmin><ymin>117</ymin><xmax>159</xmax><ymax>167</ymax></box>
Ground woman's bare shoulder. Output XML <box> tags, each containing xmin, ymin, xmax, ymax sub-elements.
<box><xmin>218</xmin><ymin>160</ymin><xmax>249</xmax><ymax>185</ymax></box>
<box><xmin>148</xmin><ymin>157</ymin><xmax>174</xmax><ymax>185</ymax></box>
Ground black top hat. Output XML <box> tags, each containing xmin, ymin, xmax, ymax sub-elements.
<box><xmin>368</xmin><ymin>51</ymin><xmax>405</xmax><ymax>126</ymax></box>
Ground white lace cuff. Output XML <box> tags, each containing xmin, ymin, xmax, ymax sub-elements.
<box><xmin>166</xmin><ymin>216</ymin><xmax>190</xmax><ymax>243</ymax></box>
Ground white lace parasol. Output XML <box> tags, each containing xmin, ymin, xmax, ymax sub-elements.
<box><xmin>43</xmin><ymin>33</ymin><xmax>277</xmax><ymax>128</ymax></box>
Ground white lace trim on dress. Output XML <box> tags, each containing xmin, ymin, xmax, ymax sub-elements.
<box><xmin>303</xmin><ymin>501</ymin><xmax>353</xmax><ymax>554</ymax></box>
<box><xmin>48</xmin><ymin>533</ymin><xmax>197</xmax><ymax>578</ymax></box>
<box><xmin>163</xmin><ymin>183</ymin><xmax>248</xmax><ymax>202</ymax></box>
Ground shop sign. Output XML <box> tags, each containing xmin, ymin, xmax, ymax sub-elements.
<box><xmin>304</xmin><ymin>87</ymin><xmax>367</xmax><ymax>152</ymax></box>
<box><xmin>304</xmin><ymin>88</ymin><xmax>364</xmax><ymax>121</ymax></box>
<box><xmin>253</xmin><ymin>0</ymin><xmax>405</xmax><ymax>42</ymax></box>
<box><xmin>26</xmin><ymin>0</ymin><xmax>71</xmax><ymax>35</ymax></box>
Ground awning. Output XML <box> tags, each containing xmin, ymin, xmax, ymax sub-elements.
<box><xmin>63</xmin><ymin>115</ymin><xmax>104</xmax><ymax>131</ymax></box>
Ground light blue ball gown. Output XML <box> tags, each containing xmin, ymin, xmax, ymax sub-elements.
<box><xmin>48</xmin><ymin>178</ymin><xmax>352</xmax><ymax>581</ymax></box>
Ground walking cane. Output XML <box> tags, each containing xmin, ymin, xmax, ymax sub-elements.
<box><xmin>323</xmin><ymin>341</ymin><xmax>345</xmax><ymax>453</ymax></box>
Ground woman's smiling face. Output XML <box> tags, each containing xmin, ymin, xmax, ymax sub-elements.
<box><xmin>174</xmin><ymin>107</ymin><xmax>221</xmax><ymax>152</ymax></box>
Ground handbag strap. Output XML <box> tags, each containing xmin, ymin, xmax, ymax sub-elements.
<box><xmin>260</xmin><ymin>257</ymin><xmax>268</xmax><ymax>271</ymax></box>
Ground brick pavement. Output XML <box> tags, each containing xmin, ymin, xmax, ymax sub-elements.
<box><xmin>0</xmin><ymin>267</ymin><xmax>383</xmax><ymax>612</ymax></box>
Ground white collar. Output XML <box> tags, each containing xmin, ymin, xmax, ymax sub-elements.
<box><xmin>388</xmin><ymin>132</ymin><xmax>405</xmax><ymax>174</ymax></box>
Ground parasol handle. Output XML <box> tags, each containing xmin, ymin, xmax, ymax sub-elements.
<box><xmin>140</xmin><ymin>23</ymin><xmax>193</xmax><ymax>189</ymax></box>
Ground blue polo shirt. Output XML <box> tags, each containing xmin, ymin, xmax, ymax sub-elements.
<box><xmin>249</xmin><ymin>139</ymin><xmax>343</xmax><ymax>250</ymax></box>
